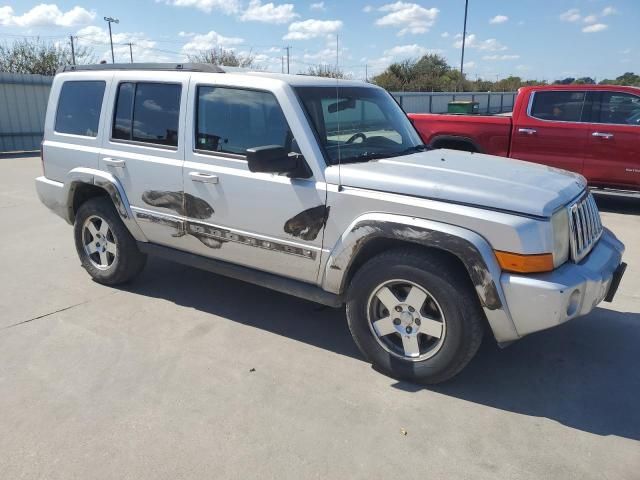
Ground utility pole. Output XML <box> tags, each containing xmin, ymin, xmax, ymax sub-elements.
<box><xmin>69</xmin><ymin>35</ymin><xmax>76</xmax><ymax>65</ymax></box>
<box><xmin>365</xmin><ymin>64</ymin><xmax>368</xmax><ymax>82</ymax></box>
<box><xmin>336</xmin><ymin>34</ymin><xmax>339</xmax><ymax>70</ymax></box>
<box><xmin>104</xmin><ymin>16</ymin><xmax>119</xmax><ymax>63</ymax></box>
<box><xmin>460</xmin><ymin>0</ymin><xmax>469</xmax><ymax>79</ymax></box>
<box><xmin>127</xmin><ymin>42</ymin><xmax>133</xmax><ymax>63</ymax></box>
<box><xmin>285</xmin><ymin>46</ymin><xmax>290</xmax><ymax>74</ymax></box>
<box><xmin>281</xmin><ymin>56</ymin><xmax>284</xmax><ymax>73</ymax></box>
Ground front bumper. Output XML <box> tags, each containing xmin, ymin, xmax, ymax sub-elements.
<box><xmin>501</xmin><ymin>228</ymin><xmax>625</xmax><ymax>337</ymax></box>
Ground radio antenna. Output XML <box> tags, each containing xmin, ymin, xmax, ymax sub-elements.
<box><xmin>336</xmin><ymin>33</ymin><xmax>342</xmax><ymax>191</ymax></box>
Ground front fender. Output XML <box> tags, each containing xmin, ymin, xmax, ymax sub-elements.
<box><xmin>65</xmin><ymin>168</ymin><xmax>147</xmax><ymax>242</ymax></box>
<box><xmin>321</xmin><ymin>213</ymin><xmax>520</xmax><ymax>343</ymax></box>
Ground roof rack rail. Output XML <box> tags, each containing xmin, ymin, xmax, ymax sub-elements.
<box><xmin>57</xmin><ymin>62</ymin><xmax>225</xmax><ymax>74</ymax></box>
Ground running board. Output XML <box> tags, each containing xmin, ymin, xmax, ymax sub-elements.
<box><xmin>137</xmin><ymin>242</ymin><xmax>343</xmax><ymax>308</ymax></box>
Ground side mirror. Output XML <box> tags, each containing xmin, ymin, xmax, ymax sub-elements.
<box><xmin>246</xmin><ymin>145</ymin><xmax>310</xmax><ymax>178</ymax></box>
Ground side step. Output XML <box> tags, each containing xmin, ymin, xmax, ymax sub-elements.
<box><xmin>137</xmin><ymin>242</ymin><xmax>343</xmax><ymax>308</ymax></box>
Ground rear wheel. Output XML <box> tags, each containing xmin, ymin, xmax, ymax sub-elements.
<box><xmin>74</xmin><ymin>197</ymin><xmax>146</xmax><ymax>285</ymax></box>
<box><xmin>346</xmin><ymin>248</ymin><xmax>484</xmax><ymax>384</ymax></box>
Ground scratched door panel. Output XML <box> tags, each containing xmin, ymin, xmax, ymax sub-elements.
<box><xmin>99</xmin><ymin>72</ymin><xmax>189</xmax><ymax>248</ymax></box>
<box><xmin>180</xmin><ymin>80</ymin><xmax>328</xmax><ymax>283</ymax></box>
<box><xmin>181</xmin><ymin>155</ymin><xmax>326</xmax><ymax>283</ymax></box>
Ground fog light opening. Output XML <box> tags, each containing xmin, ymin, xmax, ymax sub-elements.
<box><xmin>567</xmin><ymin>289</ymin><xmax>581</xmax><ymax>317</ymax></box>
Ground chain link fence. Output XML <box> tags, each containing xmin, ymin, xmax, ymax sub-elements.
<box><xmin>392</xmin><ymin>91</ymin><xmax>517</xmax><ymax>114</ymax></box>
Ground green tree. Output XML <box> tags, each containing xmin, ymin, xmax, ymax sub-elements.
<box><xmin>0</xmin><ymin>38</ymin><xmax>94</xmax><ymax>75</ymax></box>
<box><xmin>372</xmin><ymin>54</ymin><xmax>469</xmax><ymax>91</ymax></box>
<box><xmin>574</xmin><ymin>77</ymin><xmax>596</xmax><ymax>84</ymax></box>
<box><xmin>610</xmin><ymin>72</ymin><xmax>640</xmax><ymax>86</ymax></box>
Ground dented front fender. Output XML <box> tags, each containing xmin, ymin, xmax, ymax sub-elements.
<box><xmin>321</xmin><ymin>213</ymin><xmax>521</xmax><ymax>343</ymax></box>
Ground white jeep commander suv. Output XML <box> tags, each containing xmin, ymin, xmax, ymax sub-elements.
<box><xmin>36</xmin><ymin>63</ymin><xmax>626</xmax><ymax>383</ymax></box>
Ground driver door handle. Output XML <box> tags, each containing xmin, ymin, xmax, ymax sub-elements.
<box><xmin>518</xmin><ymin>128</ymin><xmax>537</xmax><ymax>135</ymax></box>
<box><xmin>189</xmin><ymin>172</ymin><xmax>219</xmax><ymax>184</ymax></box>
<box><xmin>103</xmin><ymin>158</ymin><xmax>126</xmax><ymax>168</ymax></box>
<box><xmin>592</xmin><ymin>132</ymin><xmax>614</xmax><ymax>139</ymax></box>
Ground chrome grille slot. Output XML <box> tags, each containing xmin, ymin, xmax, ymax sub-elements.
<box><xmin>568</xmin><ymin>192</ymin><xmax>603</xmax><ymax>262</ymax></box>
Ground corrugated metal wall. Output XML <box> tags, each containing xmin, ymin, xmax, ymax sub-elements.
<box><xmin>0</xmin><ymin>73</ymin><xmax>52</xmax><ymax>152</ymax></box>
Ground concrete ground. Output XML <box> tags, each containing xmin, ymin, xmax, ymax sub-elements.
<box><xmin>1</xmin><ymin>155</ymin><xmax>638</xmax><ymax>480</ymax></box>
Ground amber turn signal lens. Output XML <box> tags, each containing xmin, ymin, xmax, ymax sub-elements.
<box><xmin>494</xmin><ymin>251</ymin><xmax>554</xmax><ymax>273</ymax></box>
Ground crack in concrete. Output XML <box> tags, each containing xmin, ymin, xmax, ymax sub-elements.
<box><xmin>3</xmin><ymin>291</ymin><xmax>120</xmax><ymax>329</ymax></box>
<box><xmin>4</xmin><ymin>301</ymin><xmax>91</xmax><ymax>329</ymax></box>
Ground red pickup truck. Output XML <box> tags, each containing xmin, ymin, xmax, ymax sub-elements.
<box><xmin>409</xmin><ymin>85</ymin><xmax>640</xmax><ymax>191</ymax></box>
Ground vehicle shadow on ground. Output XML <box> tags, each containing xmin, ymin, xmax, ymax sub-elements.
<box><xmin>121</xmin><ymin>256</ymin><xmax>640</xmax><ymax>440</ymax></box>
<box><xmin>122</xmin><ymin>257</ymin><xmax>361</xmax><ymax>359</ymax></box>
<box><xmin>593</xmin><ymin>191</ymin><xmax>640</xmax><ymax>215</ymax></box>
<box><xmin>398</xmin><ymin>308</ymin><xmax>640</xmax><ymax>441</ymax></box>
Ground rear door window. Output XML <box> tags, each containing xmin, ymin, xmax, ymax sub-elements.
<box><xmin>529</xmin><ymin>91</ymin><xmax>586</xmax><ymax>122</ymax></box>
<box><xmin>55</xmin><ymin>81</ymin><xmax>106</xmax><ymax>137</ymax></box>
<box><xmin>112</xmin><ymin>82</ymin><xmax>181</xmax><ymax>147</ymax></box>
<box><xmin>593</xmin><ymin>92</ymin><xmax>640</xmax><ymax>125</ymax></box>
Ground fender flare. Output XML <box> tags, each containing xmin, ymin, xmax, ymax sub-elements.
<box><xmin>64</xmin><ymin>167</ymin><xmax>147</xmax><ymax>242</ymax></box>
<box><xmin>321</xmin><ymin>213</ymin><xmax>519</xmax><ymax>343</ymax></box>
<box><xmin>430</xmin><ymin>135</ymin><xmax>483</xmax><ymax>153</ymax></box>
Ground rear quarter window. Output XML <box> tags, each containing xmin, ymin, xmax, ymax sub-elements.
<box><xmin>54</xmin><ymin>81</ymin><xmax>106</xmax><ymax>137</ymax></box>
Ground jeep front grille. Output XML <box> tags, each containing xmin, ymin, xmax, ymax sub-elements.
<box><xmin>568</xmin><ymin>192</ymin><xmax>603</xmax><ymax>262</ymax></box>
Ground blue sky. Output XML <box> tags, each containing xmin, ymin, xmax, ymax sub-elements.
<box><xmin>1</xmin><ymin>0</ymin><xmax>637</xmax><ymax>81</ymax></box>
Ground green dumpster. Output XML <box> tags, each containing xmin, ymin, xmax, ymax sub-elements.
<box><xmin>447</xmin><ymin>101</ymin><xmax>480</xmax><ymax>114</ymax></box>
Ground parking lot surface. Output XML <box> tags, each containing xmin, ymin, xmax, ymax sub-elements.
<box><xmin>1</xmin><ymin>156</ymin><xmax>638</xmax><ymax>480</ymax></box>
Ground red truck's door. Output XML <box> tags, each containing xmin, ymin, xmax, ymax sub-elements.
<box><xmin>583</xmin><ymin>91</ymin><xmax>640</xmax><ymax>189</ymax></box>
<box><xmin>509</xmin><ymin>90</ymin><xmax>588</xmax><ymax>175</ymax></box>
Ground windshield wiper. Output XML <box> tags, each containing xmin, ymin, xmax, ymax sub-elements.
<box><xmin>337</xmin><ymin>152</ymin><xmax>391</xmax><ymax>164</ymax></box>
<box><xmin>392</xmin><ymin>144</ymin><xmax>429</xmax><ymax>156</ymax></box>
<box><xmin>336</xmin><ymin>145</ymin><xmax>428</xmax><ymax>164</ymax></box>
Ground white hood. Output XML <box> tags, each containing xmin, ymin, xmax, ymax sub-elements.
<box><xmin>325</xmin><ymin>149</ymin><xmax>586</xmax><ymax>217</ymax></box>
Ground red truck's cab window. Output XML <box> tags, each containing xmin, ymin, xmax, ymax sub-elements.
<box><xmin>530</xmin><ymin>91</ymin><xmax>586</xmax><ymax>122</ymax></box>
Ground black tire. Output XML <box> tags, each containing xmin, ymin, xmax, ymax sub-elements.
<box><xmin>346</xmin><ymin>248</ymin><xmax>484</xmax><ymax>384</ymax></box>
<box><xmin>74</xmin><ymin>196</ymin><xmax>146</xmax><ymax>285</ymax></box>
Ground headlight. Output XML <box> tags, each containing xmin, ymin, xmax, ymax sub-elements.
<box><xmin>494</xmin><ymin>209</ymin><xmax>570</xmax><ymax>274</ymax></box>
<box><xmin>551</xmin><ymin>207</ymin><xmax>570</xmax><ymax>267</ymax></box>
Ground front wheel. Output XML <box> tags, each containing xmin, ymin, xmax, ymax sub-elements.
<box><xmin>346</xmin><ymin>248</ymin><xmax>484</xmax><ymax>384</ymax></box>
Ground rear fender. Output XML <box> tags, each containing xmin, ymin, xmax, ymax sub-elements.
<box><xmin>65</xmin><ymin>167</ymin><xmax>147</xmax><ymax>242</ymax></box>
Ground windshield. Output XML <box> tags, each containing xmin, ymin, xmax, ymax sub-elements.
<box><xmin>295</xmin><ymin>86</ymin><xmax>425</xmax><ymax>165</ymax></box>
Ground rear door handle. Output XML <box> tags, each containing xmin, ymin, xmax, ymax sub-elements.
<box><xmin>592</xmin><ymin>132</ymin><xmax>614</xmax><ymax>139</ymax></box>
<box><xmin>103</xmin><ymin>158</ymin><xmax>126</xmax><ymax>168</ymax></box>
<box><xmin>189</xmin><ymin>172</ymin><xmax>219</xmax><ymax>184</ymax></box>
<box><xmin>518</xmin><ymin>128</ymin><xmax>537</xmax><ymax>135</ymax></box>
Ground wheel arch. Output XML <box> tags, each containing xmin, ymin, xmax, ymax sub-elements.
<box><xmin>321</xmin><ymin>213</ymin><xmax>520</xmax><ymax>343</ymax></box>
<box><xmin>430</xmin><ymin>135</ymin><xmax>483</xmax><ymax>153</ymax></box>
<box><xmin>64</xmin><ymin>168</ymin><xmax>147</xmax><ymax>242</ymax></box>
